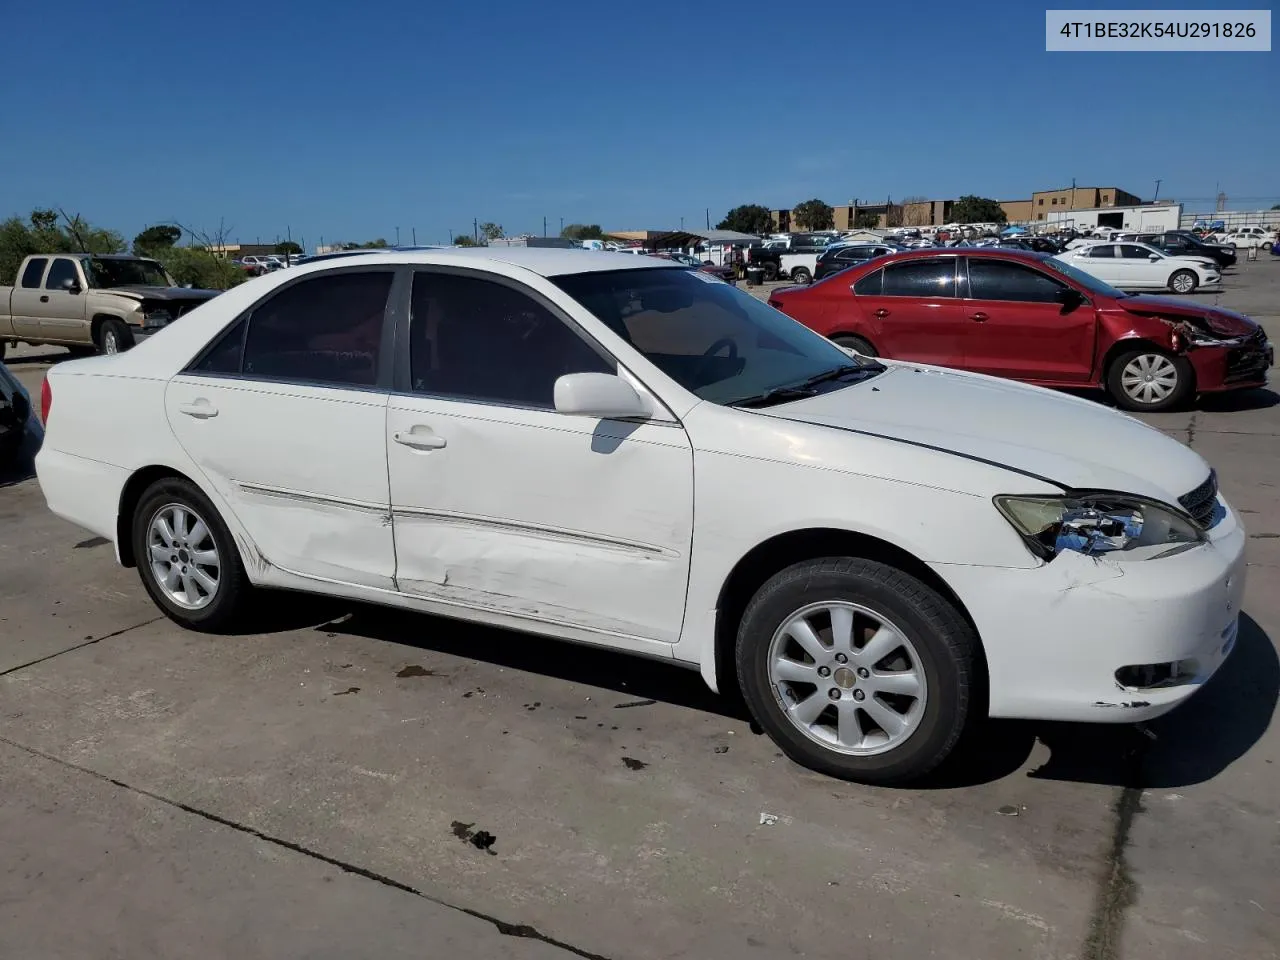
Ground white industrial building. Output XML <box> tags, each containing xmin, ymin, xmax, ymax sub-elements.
<box><xmin>1042</xmin><ymin>202</ymin><xmax>1182</xmax><ymax>234</ymax></box>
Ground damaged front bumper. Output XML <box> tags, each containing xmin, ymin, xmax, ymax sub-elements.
<box><xmin>1187</xmin><ymin>328</ymin><xmax>1273</xmax><ymax>390</ymax></box>
<box><xmin>932</xmin><ymin>498</ymin><xmax>1246</xmax><ymax>723</ymax></box>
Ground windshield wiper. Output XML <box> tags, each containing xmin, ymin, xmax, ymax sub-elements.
<box><xmin>727</xmin><ymin>363</ymin><xmax>883</xmax><ymax>409</ymax></box>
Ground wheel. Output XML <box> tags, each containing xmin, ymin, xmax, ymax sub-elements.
<box><xmin>735</xmin><ymin>557</ymin><xmax>975</xmax><ymax>784</ymax></box>
<box><xmin>1263</xmin><ymin>242</ymin><xmax>1273</xmax><ymax>252</ymax></box>
<box><xmin>131</xmin><ymin>476</ymin><xmax>252</xmax><ymax>631</ymax></box>
<box><xmin>1168</xmin><ymin>269</ymin><xmax>1197</xmax><ymax>294</ymax></box>
<box><xmin>1225</xmin><ymin>243</ymin><xmax>1237</xmax><ymax>253</ymax></box>
<box><xmin>97</xmin><ymin>318</ymin><xmax>134</xmax><ymax>355</ymax></box>
<box><xmin>1106</xmin><ymin>347</ymin><xmax>1194</xmax><ymax>412</ymax></box>
<box><xmin>762</xmin><ymin>263</ymin><xmax>778</xmax><ymax>282</ymax></box>
<box><xmin>790</xmin><ymin>266</ymin><xmax>812</xmax><ymax>284</ymax></box>
<box><xmin>833</xmin><ymin>334</ymin><xmax>878</xmax><ymax>357</ymax></box>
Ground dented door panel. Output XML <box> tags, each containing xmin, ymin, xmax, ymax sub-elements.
<box><xmin>387</xmin><ymin>396</ymin><xmax>694</xmax><ymax>643</ymax></box>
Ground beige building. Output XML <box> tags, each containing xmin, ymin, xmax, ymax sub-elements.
<box><xmin>1030</xmin><ymin>186</ymin><xmax>1141</xmax><ymax>221</ymax></box>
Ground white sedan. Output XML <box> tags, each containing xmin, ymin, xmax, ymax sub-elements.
<box><xmin>1055</xmin><ymin>241</ymin><xmax>1222</xmax><ymax>294</ymax></box>
<box><xmin>35</xmin><ymin>248</ymin><xmax>1245</xmax><ymax>783</ymax></box>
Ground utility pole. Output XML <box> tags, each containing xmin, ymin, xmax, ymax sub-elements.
<box><xmin>680</xmin><ymin>216</ymin><xmax>684</xmax><ymax>230</ymax></box>
<box><xmin>473</xmin><ymin>218</ymin><xmax>478</xmax><ymax>243</ymax></box>
<box><xmin>543</xmin><ymin>216</ymin><xmax>547</xmax><ymax>237</ymax></box>
<box><xmin>286</xmin><ymin>225</ymin><xmax>293</xmax><ymax>263</ymax></box>
<box><xmin>449</xmin><ymin>229</ymin><xmax>454</xmax><ymax>243</ymax></box>
<box><xmin>411</xmin><ymin>228</ymin><xmax>416</xmax><ymax>245</ymax></box>
<box><xmin>1153</xmin><ymin>179</ymin><xmax>1162</xmax><ymax>202</ymax></box>
<box><xmin>395</xmin><ymin>226</ymin><xmax>400</xmax><ymax>246</ymax></box>
<box><xmin>560</xmin><ymin>217</ymin><xmax>564</xmax><ymax>234</ymax></box>
<box><xmin>705</xmin><ymin>208</ymin><xmax>710</xmax><ymax>230</ymax></box>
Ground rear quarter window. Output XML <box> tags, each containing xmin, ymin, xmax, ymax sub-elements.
<box><xmin>853</xmin><ymin>269</ymin><xmax>882</xmax><ymax>296</ymax></box>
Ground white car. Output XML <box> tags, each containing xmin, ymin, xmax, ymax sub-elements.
<box><xmin>1055</xmin><ymin>241</ymin><xmax>1222</xmax><ymax>294</ymax></box>
<box><xmin>1216</xmin><ymin>227</ymin><xmax>1275</xmax><ymax>251</ymax></box>
<box><xmin>34</xmin><ymin>249</ymin><xmax>1245</xmax><ymax>784</ymax></box>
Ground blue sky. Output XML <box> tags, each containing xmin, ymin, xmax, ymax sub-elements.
<box><xmin>3</xmin><ymin>0</ymin><xmax>1274</xmax><ymax>248</ymax></box>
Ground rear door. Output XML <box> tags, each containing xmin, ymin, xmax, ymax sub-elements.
<box><xmin>1077</xmin><ymin>244</ymin><xmax>1125</xmax><ymax>285</ymax></box>
<box><xmin>165</xmin><ymin>267</ymin><xmax>399</xmax><ymax>589</ymax></box>
<box><xmin>849</xmin><ymin>257</ymin><xmax>966</xmax><ymax>366</ymax></box>
<box><xmin>960</xmin><ymin>257</ymin><xmax>1096</xmax><ymax>383</ymax></box>
<box><xmin>9</xmin><ymin>259</ymin><xmax>49</xmax><ymax>337</ymax></box>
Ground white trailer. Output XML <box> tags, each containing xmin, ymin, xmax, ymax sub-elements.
<box><xmin>1044</xmin><ymin>203</ymin><xmax>1182</xmax><ymax>234</ymax></box>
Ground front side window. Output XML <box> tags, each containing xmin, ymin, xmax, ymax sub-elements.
<box><xmin>551</xmin><ymin>267</ymin><xmax>864</xmax><ymax>406</ymax></box>
<box><xmin>1120</xmin><ymin>244</ymin><xmax>1156</xmax><ymax>260</ymax></box>
<box><xmin>45</xmin><ymin>258</ymin><xmax>79</xmax><ymax>290</ymax></box>
<box><xmin>966</xmin><ymin>259</ymin><xmax>1066</xmax><ymax>303</ymax></box>
<box><xmin>881</xmin><ymin>259</ymin><xmax>956</xmax><ymax>298</ymax></box>
<box><xmin>238</xmin><ymin>271</ymin><xmax>393</xmax><ymax>387</ymax></box>
<box><xmin>410</xmin><ymin>271</ymin><xmax>612</xmax><ymax>408</ymax></box>
<box><xmin>20</xmin><ymin>258</ymin><xmax>48</xmax><ymax>288</ymax></box>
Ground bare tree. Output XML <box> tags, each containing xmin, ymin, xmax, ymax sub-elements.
<box><xmin>901</xmin><ymin>196</ymin><xmax>933</xmax><ymax>227</ymax></box>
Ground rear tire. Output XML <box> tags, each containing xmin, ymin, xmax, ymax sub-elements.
<box><xmin>833</xmin><ymin>334</ymin><xmax>878</xmax><ymax>357</ymax></box>
<box><xmin>762</xmin><ymin>263</ymin><xmax>778</xmax><ymax>282</ymax></box>
<box><xmin>1106</xmin><ymin>347</ymin><xmax>1194</xmax><ymax>412</ymax></box>
<box><xmin>791</xmin><ymin>266</ymin><xmax>812</xmax><ymax>284</ymax></box>
<box><xmin>97</xmin><ymin>318</ymin><xmax>134</xmax><ymax>355</ymax></box>
<box><xmin>735</xmin><ymin>557</ymin><xmax>975</xmax><ymax>785</ymax></box>
<box><xmin>132</xmin><ymin>477</ymin><xmax>252</xmax><ymax>632</ymax></box>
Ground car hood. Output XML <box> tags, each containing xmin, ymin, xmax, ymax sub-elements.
<box><xmin>103</xmin><ymin>286</ymin><xmax>221</xmax><ymax>302</ymax></box>
<box><xmin>762</xmin><ymin>363</ymin><xmax>1210</xmax><ymax>504</ymax></box>
<box><xmin>1114</xmin><ymin>295</ymin><xmax>1261</xmax><ymax>336</ymax></box>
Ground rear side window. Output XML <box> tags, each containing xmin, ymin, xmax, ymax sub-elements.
<box><xmin>45</xmin><ymin>259</ymin><xmax>79</xmax><ymax>290</ymax></box>
<box><xmin>853</xmin><ymin>269</ymin><xmax>882</xmax><ymax>296</ymax></box>
<box><xmin>194</xmin><ymin>271</ymin><xmax>393</xmax><ymax>386</ymax></box>
<box><xmin>882</xmin><ymin>259</ymin><xmax>956</xmax><ymax>298</ymax></box>
<box><xmin>1088</xmin><ymin>245</ymin><xmax>1116</xmax><ymax>258</ymax></box>
<box><xmin>967</xmin><ymin>260</ymin><xmax>1066</xmax><ymax>303</ymax></box>
<box><xmin>20</xmin><ymin>259</ymin><xmax>47</xmax><ymax>288</ymax></box>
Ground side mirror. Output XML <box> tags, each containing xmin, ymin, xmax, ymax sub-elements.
<box><xmin>1148</xmin><ymin>254</ymin><xmax>1160</xmax><ymax>262</ymax></box>
<box><xmin>554</xmin><ymin>373</ymin><xmax>650</xmax><ymax>420</ymax></box>
<box><xmin>1055</xmin><ymin>287</ymin><xmax>1085</xmax><ymax>307</ymax></box>
<box><xmin>61</xmin><ymin>276</ymin><xmax>81</xmax><ymax>294</ymax></box>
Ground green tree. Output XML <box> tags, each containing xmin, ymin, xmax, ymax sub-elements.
<box><xmin>792</xmin><ymin>199</ymin><xmax>834</xmax><ymax>231</ymax></box>
<box><xmin>853</xmin><ymin>210</ymin><xmax>881</xmax><ymax>229</ymax></box>
<box><xmin>133</xmin><ymin>224</ymin><xmax>182</xmax><ymax>255</ymax></box>
<box><xmin>716</xmin><ymin>204</ymin><xmax>772</xmax><ymax>234</ymax></box>
<box><xmin>1272</xmin><ymin>203</ymin><xmax>1280</xmax><ymax>210</ymax></box>
<box><xmin>479</xmin><ymin>222</ymin><xmax>503</xmax><ymax>241</ymax></box>
<box><xmin>274</xmin><ymin>240</ymin><xmax>303</xmax><ymax>255</ymax></box>
<box><xmin>560</xmin><ymin>223</ymin><xmax>606</xmax><ymax>241</ymax></box>
<box><xmin>950</xmin><ymin>195</ymin><xmax>1008</xmax><ymax>224</ymax></box>
<box><xmin>153</xmin><ymin>247</ymin><xmax>248</xmax><ymax>290</ymax></box>
<box><xmin>453</xmin><ymin>233</ymin><xmax>480</xmax><ymax>247</ymax></box>
<box><xmin>341</xmin><ymin>238</ymin><xmax>389</xmax><ymax>249</ymax></box>
<box><xmin>0</xmin><ymin>209</ymin><xmax>124</xmax><ymax>283</ymax></box>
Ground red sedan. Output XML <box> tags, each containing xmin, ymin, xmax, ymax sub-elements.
<box><xmin>769</xmin><ymin>248</ymin><xmax>1273</xmax><ymax>412</ymax></box>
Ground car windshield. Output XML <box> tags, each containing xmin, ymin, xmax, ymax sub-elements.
<box><xmin>1044</xmin><ymin>256</ymin><xmax>1129</xmax><ymax>298</ymax></box>
<box><xmin>551</xmin><ymin>267</ymin><xmax>879</xmax><ymax>405</ymax></box>
<box><xmin>83</xmin><ymin>257</ymin><xmax>171</xmax><ymax>288</ymax></box>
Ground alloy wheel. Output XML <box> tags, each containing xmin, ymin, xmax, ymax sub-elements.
<box><xmin>767</xmin><ymin>601</ymin><xmax>927</xmax><ymax>756</ymax></box>
<box><xmin>103</xmin><ymin>330</ymin><xmax>119</xmax><ymax>355</ymax></box>
<box><xmin>1172</xmin><ymin>272</ymin><xmax>1195</xmax><ymax>293</ymax></box>
<box><xmin>147</xmin><ymin>503</ymin><xmax>221</xmax><ymax>609</ymax></box>
<box><xmin>1120</xmin><ymin>354</ymin><xmax>1179</xmax><ymax>405</ymax></box>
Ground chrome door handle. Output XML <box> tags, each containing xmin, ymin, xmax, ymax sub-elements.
<box><xmin>970</xmin><ymin>312</ymin><xmax>988</xmax><ymax>322</ymax></box>
<box><xmin>394</xmin><ymin>431</ymin><xmax>447</xmax><ymax>450</ymax></box>
<box><xmin>178</xmin><ymin>401</ymin><xmax>218</xmax><ymax>419</ymax></box>
<box><xmin>873</xmin><ymin>308</ymin><xmax>889</xmax><ymax>318</ymax></box>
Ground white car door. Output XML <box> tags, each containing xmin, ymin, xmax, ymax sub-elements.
<box><xmin>165</xmin><ymin>267</ymin><xmax>399</xmax><ymax>589</ymax></box>
<box><xmin>1116</xmin><ymin>243</ymin><xmax>1161</xmax><ymax>288</ymax></box>
<box><xmin>385</xmin><ymin>267</ymin><xmax>694</xmax><ymax>645</ymax></box>
<box><xmin>1077</xmin><ymin>244</ymin><xmax>1126</xmax><ymax>284</ymax></box>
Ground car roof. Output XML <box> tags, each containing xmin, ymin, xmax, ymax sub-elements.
<box><xmin>863</xmin><ymin>247</ymin><xmax>1052</xmax><ymax>264</ymax></box>
<box><xmin>289</xmin><ymin>247</ymin><xmax>673</xmax><ymax>277</ymax></box>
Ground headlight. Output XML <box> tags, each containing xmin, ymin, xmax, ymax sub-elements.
<box><xmin>995</xmin><ymin>494</ymin><xmax>1206</xmax><ymax>561</ymax></box>
<box><xmin>141</xmin><ymin>309</ymin><xmax>173</xmax><ymax>329</ymax></box>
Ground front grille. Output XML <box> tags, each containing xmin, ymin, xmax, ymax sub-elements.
<box><xmin>1179</xmin><ymin>470</ymin><xmax>1219</xmax><ymax>528</ymax></box>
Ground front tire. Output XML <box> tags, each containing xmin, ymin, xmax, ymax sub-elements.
<box><xmin>132</xmin><ymin>477</ymin><xmax>252</xmax><ymax>631</ymax></box>
<box><xmin>1168</xmin><ymin>270</ymin><xmax>1197</xmax><ymax>294</ymax></box>
<box><xmin>98</xmin><ymin>318</ymin><xmax>134</xmax><ymax>355</ymax></box>
<box><xmin>735</xmin><ymin>558</ymin><xmax>975</xmax><ymax>785</ymax></box>
<box><xmin>1106</xmin><ymin>347</ymin><xmax>1194</xmax><ymax>412</ymax></box>
<box><xmin>790</xmin><ymin>266</ymin><xmax>812</xmax><ymax>284</ymax></box>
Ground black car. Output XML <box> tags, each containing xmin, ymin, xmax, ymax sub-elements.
<box><xmin>0</xmin><ymin>360</ymin><xmax>32</xmax><ymax>466</ymax></box>
<box><xmin>1138</xmin><ymin>231</ymin><xmax>1237</xmax><ymax>269</ymax></box>
<box><xmin>813</xmin><ymin>243</ymin><xmax>898</xmax><ymax>280</ymax></box>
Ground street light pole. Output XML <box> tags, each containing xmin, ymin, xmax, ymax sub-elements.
<box><xmin>1153</xmin><ymin>179</ymin><xmax>1162</xmax><ymax>202</ymax></box>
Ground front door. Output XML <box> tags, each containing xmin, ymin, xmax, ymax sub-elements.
<box><xmin>960</xmin><ymin>257</ymin><xmax>1096</xmax><ymax>383</ymax></box>
<box><xmin>27</xmin><ymin>257</ymin><xmax>88</xmax><ymax>342</ymax></box>
<box><xmin>165</xmin><ymin>267</ymin><xmax>399</xmax><ymax>589</ymax></box>
<box><xmin>852</xmin><ymin>257</ymin><xmax>966</xmax><ymax>366</ymax></box>
<box><xmin>387</xmin><ymin>268</ymin><xmax>694</xmax><ymax>644</ymax></box>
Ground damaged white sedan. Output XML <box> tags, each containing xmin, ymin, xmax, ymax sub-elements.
<box><xmin>36</xmin><ymin>248</ymin><xmax>1245</xmax><ymax>783</ymax></box>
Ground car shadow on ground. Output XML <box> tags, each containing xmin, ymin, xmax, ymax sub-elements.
<box><xmin>304</xmin><ymin>600</ymin><xmax>1276</xmax><ymax>791</ymax></box>
<box><xmin>1062</xmin><ymin>385</ymin><xmax>1280</xmax><ymax>413</ymax></box>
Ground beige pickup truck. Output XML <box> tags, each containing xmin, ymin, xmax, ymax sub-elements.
<box><xmin>0</xmin><ymin>254</ymin><xmax>219</xmax><ymax>360</ymax></box>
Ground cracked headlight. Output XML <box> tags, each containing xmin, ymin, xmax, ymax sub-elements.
<box><xmin>141</xmin><ymin>309</ymin><xmax>173</xmax><ymax>330</ymax></box>
<box><xmin>995</xmin><ymin>494</ymin><xmax>1206</xmax><ymax>562</ymax></box>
